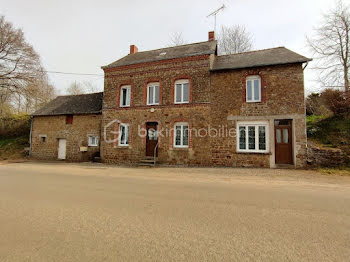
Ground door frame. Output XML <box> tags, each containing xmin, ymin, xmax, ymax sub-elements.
<box><xmin>274</xmin><ymin>119</ymin><xmax>293</xmax><ymax>165</ymax></box>
<box><xmin>145</xmin><ymin>122</ymin><xmax>159</xmax><ymax>157</ymax></box>
<box><xmin>58</xmin><ymin>138</ymin><xmax>67</xmax><ymax>160</ymax></box>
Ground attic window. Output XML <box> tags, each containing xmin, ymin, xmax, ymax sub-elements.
<box><xmin>159</xmin><ymin>52</ymin><xmax>166</xmax><ymax>56</ymax></box>
<box><xmin>66</xmin><ymin>115</ymin><xmax>73</xmax><ymax>124</ymax></box>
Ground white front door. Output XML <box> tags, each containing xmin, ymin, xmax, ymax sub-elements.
<box><xmin>58</xmin><ymin>139</ymin><xmax>66</xmax><ymax>160</ymax></box>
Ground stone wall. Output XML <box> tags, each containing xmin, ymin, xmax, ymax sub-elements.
<box><xmin>307</xmin><ymin>142</ymin><xmax>349</xmax><ymax>167</ymax></box>
<box><xmin>31</xmin><ymin>58</ymin><xmax>308</xmax><ymax>167</ymax></box>
<box><xmin>31</xmin><ymin>114</ymin><xmax>101</xmax><ymax>161</ymax></box>
<box><xmin>101</xmin><ymin>55</ymin><xmax>212</xmax><ymax>165</ymax></box>
<box><xmin>209</xmin><ymin>63</ymin><xmax>307</xmax><ymax>168</ymax></box>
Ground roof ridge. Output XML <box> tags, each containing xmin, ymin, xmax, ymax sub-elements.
<box><xmin>217</xmin><ymin>46</ymin><xmax>285</xmax><ymax>57</ymax></box>
<box><xmin>129</xmin><ymin>40</ymin><xmax>217</xmax><ymax>55</ymax></box>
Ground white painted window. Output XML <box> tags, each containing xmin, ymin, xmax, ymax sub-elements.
<box><xmin>237</xmin><ymin>121</ymin><xmax>269</xmax><ymax>153</ymax></box>
<box><xmin>174</xmin><ymin>122</ymin><xmax>189</xmax><ymax>148</ymax></box>
<box><xmin>88</xmin><ymin>136</ymin><xmax>99</xmax><ymax>146</ymax></box>
<box><xmin>118</xmin><ymin>123</ymin><xmax>129</xmax><ymax>146</ymax></box>
<box><xmin>120</xmin><ymin>86</ymin><xmax>131</xmax><ymax>107</ymax></box>
<box><xmin>174</xmin><ymin>79</ymin><xmax>189</xmax><ymax>104</ymax></box>
<box><xmin>246</xmin><ymin>76</ymin><xmax>261</xmax><ymax>102</ymax></box>
<box><xmin>147</xmin><ymin>83</ymin><xmax>160</xmax><ymax>105</ymax></box>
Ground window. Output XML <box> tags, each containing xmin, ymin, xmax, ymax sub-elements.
<box><xmin>174</xmin><ymin>80</ymin><xmax>189</xmax><ymax>104</ymax></box>
<box><xmin>246</xmin><ymin>76</ymin><xmax>261</xmax><ymax>102</ymax></box>
<box><xmin>174</xmin><ymin>122</ymin><xmax>189</xmax><ymax>148</ymax></box>
<box><xmin>88</xmin><ymin>136</ymin><xmax>99</xmax><ymax>146</ymax></box>
<box><xmin>120</xmin><ymin>85</ymin><xmax>131</xmax><ymax>107</ymax></box>
<box><xmin>118</xmin><ymin>123</ymin><xmax>129</xmax><ymax>146</ymax></box>
<box><xmin>237</xmin><ymin>121</ymin><xmax>269</xmax><ymax>153</ymax></box>
<box><xmin>39</xmin><ymin>135</ymin><xmax>46</xmax><ymax>142</ymax></box>
<box><xmin>66</xmin><ymin>115</ymin><xmax>73</xmax><ymax>124</ymax></box>
<box><xmin>147</xmin><ymin>83</ymin><xmax>160</xmax><ymax>105</ymax></box>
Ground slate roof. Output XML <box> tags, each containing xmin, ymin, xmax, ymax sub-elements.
<box><xmin>102</xmin><ymin>41</ymin><xmax>217</xmax><ymax>69</ymax></box>
<box><xmin>211</xmin><ymin>47</ymin><xmax>311</xmax><ymax>71</ymax></box>
<box><xmin>32</xmin><ymin>92</ymin><xmax>103</xmax><ymax>116</ymax></box>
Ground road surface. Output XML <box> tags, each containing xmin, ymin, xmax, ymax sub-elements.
<box><xmin>0</xmin><ymin>162</ymin><xmax>349</xmax><ymax>261</ymax></box>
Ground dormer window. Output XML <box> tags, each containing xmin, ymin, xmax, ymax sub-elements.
<box><xmin>120</xmin><ymin>85</ymin><xmax>131</xmax><ymax>107</ymax></box>
<box><xmin>246</xmin><ymin>76</ymin><xmax>261</xmax><ymax>102</ymax></box>
<box><xmin>174</xmin><ymin>79</ymin><xmax>189</xmax><ymax>104</ymax></box>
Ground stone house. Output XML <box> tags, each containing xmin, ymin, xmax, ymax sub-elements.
<box><xmin>31</xmin><ymin>31</ymin><xmax>311</xmax><ymax>168</ymax></box>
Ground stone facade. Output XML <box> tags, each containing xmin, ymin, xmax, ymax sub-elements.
<box><xmin>31</xmin><ymin>114</ymin><xmax>101</xmax><ymax>161</ymax></box>
<box><xmin>101</xmin><ymin>57</ymin><xmax>307</xmax><ymax>168</ymax></box>
<box><xmin>209</xmin><ymin>64</ymin><xmax>307</xmax><ymax>168</ymax></box>
<box><xmin>31</xmin><ymin>42</ymin><xmax>308</xmax><ymax>168</ymax></box>
<box><xmin>102</xmin><ymin>55</ymin><xmax>212</xmax><ymax>165</ymax></box>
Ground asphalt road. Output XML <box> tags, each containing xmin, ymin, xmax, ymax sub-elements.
<box><xmin>0</xmin><ymin>162</ymin><xmax>350</xmax><ymax>261</ymax></box>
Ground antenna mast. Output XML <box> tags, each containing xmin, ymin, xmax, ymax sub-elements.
<box><xmin>207</xmin><ymin>4</ymin><xmax>225</xmax><ymax>32</ymax></box>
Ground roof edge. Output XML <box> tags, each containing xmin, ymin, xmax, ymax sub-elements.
<box><xmin>210</xmin><ymin>60</ymin><xmax>312</xmax><ymax>72</ymax></box>
<box><xmin>31</xmin><ymin>111</ymin><xmax>102</xmax><ymax>117</ymax></box>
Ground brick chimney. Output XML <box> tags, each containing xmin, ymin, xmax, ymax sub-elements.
<box><xmin>130</xmin><ymin>45</ymin><xmax>138</xmax><ymax>54</ymax></box>
<box><xmin>208</xmin><ymin>31</ymin><xmax>215</xmax><ymax>41</ymax></box>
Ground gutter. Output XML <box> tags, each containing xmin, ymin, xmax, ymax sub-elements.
<box><xmin>29</xmin><ymin>116</ymin><xmax>33</xmax><ymax>157</ymax></box>
<box><xmin>303</xmin><ymin>62</ymin><xmax>309</xmax><ymax>70</ymax></box>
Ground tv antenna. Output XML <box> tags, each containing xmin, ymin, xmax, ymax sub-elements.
<box><xmin>207</xmin><ymin>4</ymin><xmax>225</xmax><ymax>32</ymax></box>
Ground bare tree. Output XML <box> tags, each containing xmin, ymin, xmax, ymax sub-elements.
<box><xmin>82</xmin><ymin>81</ymin><xmax>100</xmax><ymax>93</ymax></box>
<box><xmin>0</xmin><ymin>15</ymin><xmax>42</xmax><ymax>93</ymax></box>
<box><xmin>217</xmin><ymin>25</ymin><xmax>253</xmax><ymax>55</ymax></box>
<box><xmin>307</xmin><ymin>0</ymin><xmax>350</xmax><ymax>92</ymax></box>
<box><xmin>168</xmin><ymin>32</ymin><xmax>187</xmax><ymax>47</ymax></box>
<box><xmin>66</xmin><ymin>81</ymin><xmax>85</xmax><ymax>95</ymax></box>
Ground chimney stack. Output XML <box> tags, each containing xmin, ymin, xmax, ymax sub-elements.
<box><xmin>130</xmin><ymin>45</ymin><xmax>138</xmax><ymax>54</ymax></box>
<box><xmin>208</xmin><ymin>31</ymin><xmax>215</xmax><ymax>41</ymax></box>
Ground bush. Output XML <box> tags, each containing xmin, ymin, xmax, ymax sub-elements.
<box><xmin>321</xmin><ymin>89</ymin><xmax>350</xmax><ymax>115</ymax></box>
<box><xmin>306</xmin><ymin>93</ymin><xmax>331</xmax><ymax>116</ymax></box>
<box><xmin>0</xmin><ymin>114</ymin><xmax>31</xmax><ymax>138</ymax></box>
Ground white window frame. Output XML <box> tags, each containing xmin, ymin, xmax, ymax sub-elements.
<box><xmin>88</xmin><ymin>135</ymin><xmax>99</xmax><ymax>147</ymax></box>
<box><xmin>147</xmin><ymin>82</ymin><xmax>160</xmax><ymax>105</ymax></box>
<box><xmin>118</xmin><ymin>123</ymin><xmax>129</xmax><ymax>146</ymax></box>
<box><xmin>236</xmin><ymin>121</ymin><xmax>269</xmax><ymax>153</ymax></box>
<box><xmin>174</xmin><ymin>79</ymin><xmax>190</xmax><ymax>104</ymax></box>
<box><xmin>173</xmin><ymin>122</ymin><xmax>189</xmax><ymax>148</ymax></box>
<box><xmin>246</xmin><ymin>75</ymin><xmax>261</xmax><ymax>103</ymax></box>
<box><xmin>120</xmin><ymin>85</ymin><xmax>131</xmax><ymax>107</ymax></box>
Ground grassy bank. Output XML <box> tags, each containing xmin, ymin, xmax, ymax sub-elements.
<box><xmin>0</xmin><ymin>136</ymin><xmax>29</xmax><ymax>160</ymax></box>
<box><xmin>307</xmin><ymin>114</ymin><xmax>350</xmax><ymax>154</ymax></box>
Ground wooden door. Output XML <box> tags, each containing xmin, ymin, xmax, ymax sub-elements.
<box><xmin>275</xmin><ymin>120</ymin><xmax>293</xmax><ymax>164</ymax></box>
<box><xmin>146</xmin><ymin>122</ymin><xmax>158</xmax><ymax>157</ymax></box>
<box><xmin>58</xmin><ymin>139</ymin><xmax>66</xmax><ymax>160</ymax></box>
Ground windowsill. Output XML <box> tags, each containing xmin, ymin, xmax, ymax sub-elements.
<box><xmin>119</xmin><ymin>105</ymin><xmax>130</xmax><ymax>108</ymax></box>
<box><xmin>117</xmin><ymin>145</ymin><xmax>129</xmax><ymax>148</ymax></box>
<box><xmin>146</xmin><ymin>103</ymin><xmax>160</xmax><ymax>106</ymax></box>
<box><xmin>237</xmin><ymin>150</ymin><xmax>271</xmax><ymax>155</ymax></box>
<box><xmin>172</xmin><ymin>146</ymin><xmax>189</xmax><ymax>150</ymax></box>
<box><xmin>246</xmin><ymin>101</ymin><xmax>262</xmax><ymax>103</ymax></box>
<box><xmin>174</xmin><ymin>102</ymin><xmax>190</xmax><ymax>105</ymax></box>
<box><xmin>88</xmin><ymin>145</ymin><xmax>98</xmax><ymax>147</ymax></box>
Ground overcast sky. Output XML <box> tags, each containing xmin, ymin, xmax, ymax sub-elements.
<box><xmin>1</xmin><ymin>0</ymin><xmax>348</xmax><ymax>95</ymax></box>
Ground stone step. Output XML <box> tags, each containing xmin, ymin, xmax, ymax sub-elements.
<box><xmin>137</xmin><ymin>162</ymin><xmax>155</xmax><ymax>167</ymax></box>
<box><xmin>139</xmin><ymin>159</ymin><xmax>155</xmax><ymax>164</ymax></box>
